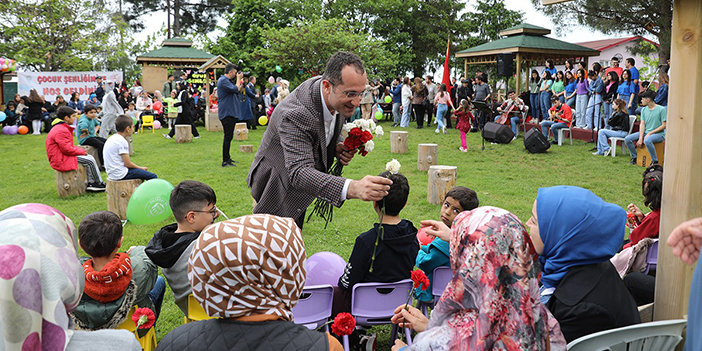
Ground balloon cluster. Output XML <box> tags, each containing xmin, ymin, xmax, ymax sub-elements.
<box><xmin>0</xmin><ymin>57</ymin><xmax>18</xmax><ymax>73</ymax></box>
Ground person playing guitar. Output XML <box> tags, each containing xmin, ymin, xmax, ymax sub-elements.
<box><xmin>495</xmin><ymin>90</ymin><xmax>525</xmax><ymax>138</ymax></box>
<box><xmin>541</xmin><ymin>95</ymin><xmax>573</xmax><ymax>144</ymax></box>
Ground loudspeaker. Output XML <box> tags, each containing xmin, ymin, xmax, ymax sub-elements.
<box><xmin>482</xmin><ymin>122</ymin><xmax>514</xmax><ymax>144</ymax></box>
<box><xmin>523</xmin><ymin>128</ymin><xmax>550</xmax><ymax>153</ymax></box>
<box><xmin>497</xmin><ymin>53</ymin><xmax>514</xmax><ymax>77</ymax></box>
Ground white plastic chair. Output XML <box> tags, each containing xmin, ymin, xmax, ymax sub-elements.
<box><xmin>610</xmin><ymin>115</ymin><xmax>638</xmax><ymax>157</ymax></box>
<box><xmin>566</xmin><ymin>319</ymin><xmax>687</xmax><ymax>351</ymax></box>
<box><xmin>546</xmin><ymin>118</ymin><xmax>574</xmax><ymax>146</ymax></box>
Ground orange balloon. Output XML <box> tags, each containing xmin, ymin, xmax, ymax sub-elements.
<box><xmin>17</xmin><ymin>126</ymin><xmax>29</xmax><ymax>135</ymax></box>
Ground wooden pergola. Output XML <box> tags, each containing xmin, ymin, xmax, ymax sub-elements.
<box><xmin>455</xmin><ymin>24</ymin><xmax>600</xmax><ymax>95</ymax></box>
<box><xmin>544</xmin><ymin>0</ymin><xmax>702</xmax><ymax>330</ymax></box>
<box><xmin>136</xmin><ymin>37</ymin><xmax>215</xmax><ymax>94</ymax></box>
<box><xmin>198</xmin><ymin>55</ymin><xmax>231</xmax><ymax>132</ymax></box>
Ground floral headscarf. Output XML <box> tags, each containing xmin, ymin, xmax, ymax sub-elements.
<box><xmin>0</xmin><ymin>204</ymin><xmax>84</xmax><ymax>351</ymax></box>
<box><xmin>411</xmin><ymin>207</ymin><xmax>552</xmax><ymax>351</ymax></box>
<box><xmin>188</xmin><ymin>214</ymin><xmax>306</xmax><ymax>321</ymax></box>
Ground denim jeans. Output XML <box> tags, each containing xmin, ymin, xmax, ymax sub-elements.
<box><xmin>530</xmin><ymin>93</ymin><xmax>540</xmax><ymax>121</ymax></box>
<box><xmin>565</xmin><ymin>96</ymin><xmax>576</xmax><ymax>109</ymax></box>
<box><xmin>392</xmin><ymin>102</ymin><xmax>401</xmax><ymax>125</ymax></box>
<box><xmin>602</xmin><ymin>102</ymin><xmax>612</xmax><ymax>129</ymax></box>
<box><xmin>541</xmin><ymin>121</ymin><xmax>568</xmax><ymax>142</ymax></box>
<box><xmin>597</xmin><ymin>129</ymin><xmax>628</xmax><ymax>154</ymax></box>
<box><xmin>400</xmin><ymin>102</ymin><xmax>411</xmax><ymax>127</ymax></box>
<box><xmin>624</xmin><ymin>132</ymin><xmax>665</xmax><ymax>162</ymax></box>
<box><xmin>539</xmin><ymin>91</ymin><xmax>552</xmax><ymax>121</ymax></box>
<box><xmin>575</xmin><ymin>94</ymin><xmax>589</xmax><ymax>128</ymax></box>
<box><xmin>586</xmin><ymin>94</ymin><xmax>603</xmax><ymax>129</ymax></box>
<box><xmin>149</xmin><ymin>276</ymin><xmax>166</xmax><ymax>321</ymax></box>
<box><xmin>122</xmin><ymin>168</ymin><xmax>158</xmax><ymax>180</ymax></box>
<box><xmin>436</xmin><ymin>103</ymin><xmax>447</xmax><ymax>131</ymax></box>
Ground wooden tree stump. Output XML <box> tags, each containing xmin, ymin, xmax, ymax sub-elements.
<box><xmin>78</xmin><ymin>145</ymin><xmax>102</xmax><ymax>169</ymax></box>
<box><xmin>107</xmin><ymin>179</ymin><xmax>144</xmax><ymax>220</ymax></box>
<box><xmin>175</xmin><ymin>124</ymin><xmax>192</xmax><ymax>143</ymax></box>
<box><xmin>205</xmin><ymin>111</ymin><xmax>223</xmax><ymax>132</ymax></box>
<box><xmin>240</xmin><ymin>145</ymin><xmax>254</xmax><ymax>153</ymax></box>
<box><xmin>390</xmin><ymin>131</ymin><xmax>408</xmax><ymax>153</ymax></box>
<box><xmin>427</xmin><ymin>165</ymin><xmax>457</xmax><ymax>205</ymax></box>
<box><xmin>55</xmin><ymin>165</ymin><xmax>87</xmax><ymax>198</ymax></box>
<box><xmin>417</xmin><ymin>143</ymin><xmax>438</xmax><ymax>171</ymax></box>
<box><xmin>235</xmin><ymin>122</ymin><xmax>249</xmax><ymax>141</ymax></box>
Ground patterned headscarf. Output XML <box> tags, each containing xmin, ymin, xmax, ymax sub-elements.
<box><xmin>410</xmin><ymin>207</ymin><xmax>551</xmax><ymax>351</ymax></box>
<box><xmin>0</xmin><ymin>203</ymin><xmax>84</xmax><ymax>351</ymax></box>
<box><xmin>188</xmin><ymin>214</ymin><xmax>306</xmax><ymax>321</ymax></box>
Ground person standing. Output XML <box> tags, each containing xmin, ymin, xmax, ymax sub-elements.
<box><xmin>217</xmin><ymin>64</ymin><xmax>244</xmax><ymax>167</ymax></box>
<box><xmin>411</xmin><ymin>77</ymin><xmax>427</xmax><ymax>129</ymax></box>
<box><xmin>247</xmin><ymin>51</ymin><xmax>392</xmax><ymax>229</ymax></box>
<box><xmin>400</xmin><ymin>77</ymin><xmax>412</xmax><ymax>127</ymax></box>
<box><xmin>26</xmin><ymin>89</ymin><xmax>46</xmax><ymax>135</ymax></box>
<box><xmin>424</xmin><ymin>76</ymin><xmax>437</xmax><ymax>129</ymax></box>
<box><xmin>162</xmin><ymin>74</ymin><xmax>175</xmax><ymax>98</ymax></box>
<box><xmin>165</xmin><ymin>89</ymin><xmax>201</xmax><ymax>140</ymax></box>
<box><xmin>625</xmin><ymin>58</ymin><xmax>640</xmax><ymax>106</ymax></box>
<box><xmin>389</xmin><ymin>77</ymin><xmax>402</xmax><ymax>127</ymax></box>
<box><xmin>94</xmin><ymin>76</ymin><xmax>105</xmax><ymax>104</ymax></box>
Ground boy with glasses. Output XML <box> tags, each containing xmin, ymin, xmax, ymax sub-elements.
<box><xmin>145</xmin><ymin>180</ymin><xmax>219</xmax><ymax>315</ymax></box>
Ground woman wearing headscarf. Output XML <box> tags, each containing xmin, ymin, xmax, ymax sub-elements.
<box><xmin>98</xmin><ymin>81</ymin><xmax>123</xmax><ymax>139</ymax></box>
<box><xmin>525</xmin><ymin>186</ymin><xmax>640</xmax><ymax>343</ymax></box>
<box><xmin>165</xmin><ymin>89</ymin><xmax>200</xmax><ymax>139</ymax></box>
<box><xmin>391</xmin><ymin>207</ymin><xmax>566</xmax><ymax>351</ymax></box>
<box><xmin>155</xmin><ymin>214</ymin><xmax>343</xmax><ymax>351</ymax></box>
<box><xmin>0</xmin><ymin>203</ymin><xmax>140</xmax><ymax>351</ymax></box>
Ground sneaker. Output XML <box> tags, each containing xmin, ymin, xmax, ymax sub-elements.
<box><xmin>592</xmin><ymin>152</ymin><xmax>600</xmax><ymax>155</ymax></box>
<box><xmin>222</xmin><ymin>161</ymin><xmax>236</xmax><ymax>167</ymax></box>
<box><xmin>603</xmin><ymin>149</ymin><xmax>611</xmax><ymax>157</ymax></box>
<box><xmin>629</xmin><ymin>158</ymin><xmax>637</xmax><ymax>165</ymax></box>
<box><xmin>551</xmin><ymin>140</ymin><xmax>558</xmax><ymax>145</ymax></box>
<box><xmin>358</xmin><ymin>333</ymin><xmax>377</xmax><ymax>351</ymax></box>
<box><xmin>442</xmin><ymin>126</ymin><xmax>446</xmax><ymax>134</ymax></box>
<box><xmin>512</xmin><ymin>136</ymin><xmax>517</xmax><ymax>141</ymax></box>
<box><xmin>194</xmin><ymin>135</ymin><xmax>201</xmax><ymax>139</ymax></box>
<box><xmin>87</xmin><ymin>182</ymin><xmax>106</xmax><ymax>192</ymax></box>
<box><xmin>651</xmin><ymin>161</ymin><xmax>659</xmax><ymax>166</ymax></box>
<box><xmin>435</xmin><ymin>129</ymin><xmax>440</xmax><ymax>133</ymax></box>
<box><xmin>459</xmin><ymin>147</ymin><xmax>468</xmax><ymax>152</ymax></box>
<box><xmin>163</xmin><ymin>134</ymin><xmax>171</xmax><ymax>139</ymax></box>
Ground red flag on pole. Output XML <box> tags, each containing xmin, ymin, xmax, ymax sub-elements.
<box><xmin>442</xmin><ymin>35</ymin><xmax>452</xmax><ymax>94</ymax></box>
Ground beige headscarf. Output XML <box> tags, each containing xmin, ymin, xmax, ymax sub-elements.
<box><xmin>188</xmin><ymin>214</ymin><xmax>306</xmax><ymax>321</ymax></box>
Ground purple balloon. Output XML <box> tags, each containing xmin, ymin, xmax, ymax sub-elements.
<box><xmin>9</xmin><ymin>125</ymin><xmax>18</xmax><ymax>135</ymax></box>
<box><xmin>2</xmin><ymin>126</ymin><xmax>9</xmax><ymax>134</ymax></box>
<box><xmin>305</xmin><ymin>251</ymin><xmax>346</xmax><ymax>286</ymax></box>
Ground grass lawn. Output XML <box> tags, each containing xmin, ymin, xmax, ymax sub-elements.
<box><xmin>0</xmin><ymin>119</ymin><xmax>646</xmax><ymax>349</ymax></box>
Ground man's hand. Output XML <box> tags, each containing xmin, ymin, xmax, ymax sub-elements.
<box><xmin>236</xmin><ymin>71</ymin><xmax>244</xmax><ymax>79</ymax></box>
<box><xmin>635</xmin><ymin>138</ymin><xmax>643</xmax><ymax>148</ymax></box>
<box><xmin>347</xmin><ymin>176</ymin><xmax>392</xmax><ymax>201</ymax></box>
<box><xmin>420</xmin><ymin>219</ymin><xmax>451</xmax><ymax>242</ymax></box>
<box><xmin>668</xmin><ymin>217</ymin><xmax>702</xmax><ymax>265</ymax></box>
<box><xmin>390</xmin><ymin>304</ymin><xmax>429</xmax><ymax>332</ymax></box>
<box><xmin>336</xmin><ymin>143</ymin><xmax>357</xmax><ymax>166</ymax></box>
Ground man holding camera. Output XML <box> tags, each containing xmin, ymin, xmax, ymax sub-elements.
<box><xmin>217</xmin><ymin>63</ymin><xmax>244</xmax><ymax>167</ymax></box>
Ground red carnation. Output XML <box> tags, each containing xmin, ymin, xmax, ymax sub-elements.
<box><xmin>331</xmin><ymin>312</ymin><xmax>356</xmax><ymax>336</ymax></box>
<box><xmin>359</xmin><ymin>147</ymin><xmax>368</xmax><ymax>156</ymax></box>
<box><xmin>132</xmin><ymin>307</ymin><xmax>156</xmax><ymax>329</ymax></box>
<box><xmin>348</xmin><ymin>128</ymin><xmax>363</xmax><ymax>138</ymax></box>
<box><xmin>411</xmin><ymin>269</ymin><xmax>430</xmax><ymax>291</ymax></box>
<box><xmin>360</xmin><ymin>130</ymin><xmax>373</xmax><ymax>143</ymax></box>
<box><xmin>344</xmin><ymin>137</ymin><xmax>363</xmax><ymax>150</ymax></box>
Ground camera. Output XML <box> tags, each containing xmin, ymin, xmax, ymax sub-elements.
<box><xmin>235</xmin><ymin>59</ymin><xmax>251</xmax><ymax>77</ymax></box>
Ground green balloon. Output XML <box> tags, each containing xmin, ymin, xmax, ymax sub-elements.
<box><xmin>132</xmin><ymin>116</ymin><xmax>138</xmax><ymax>126</ymax></box>
<box><xmin>275</xmin><ymin>65</ymin><xmax>282</xmax><ymax>73</ymax></box>
<box><xmin>375</xmin><ymin>111</ymin><xmax>383</xmax><ymax>120</ymax></box>
<box><xmin>126</xmin><ymin>179</ymin><xmax>175</xmax><ymax>224</ymax></box>
<box><xmin>384</xmin><ymin>96</ymin><xmax>392</xmax><ymax>103</ymax></box>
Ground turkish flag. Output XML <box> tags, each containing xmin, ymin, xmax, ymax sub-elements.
<box><xmin>442</xmin><ymin>36</ymin><xmax>452</xmax><ymax>93</ymax></box>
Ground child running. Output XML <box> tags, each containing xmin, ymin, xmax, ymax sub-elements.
<box><xmin>454</xmin><ymin>100</ymin><xmax>474</xmax><ymax>152</ymax></box>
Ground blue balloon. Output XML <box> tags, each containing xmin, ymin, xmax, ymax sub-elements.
<box><xmin>0</xmin><ymin>111</ymin><xmax>5</xmax><ymax>122</ymax></box>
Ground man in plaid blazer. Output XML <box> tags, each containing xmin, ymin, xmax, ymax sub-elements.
<box><xmin>247</xmin><ymin>52</ymin><xmax>392</xmax><ymax>228</ymax></box>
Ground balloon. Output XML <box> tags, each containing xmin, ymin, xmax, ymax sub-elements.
<box><xmin>8</xmin><ymin>126</ymin><xmax>18</xmax><ymax>135</ymax></box>
<box><xmin>2</xmin><ymin>126</ymin><xmax>9</xmax><ymax>134</ymax></box>
<box><xmin>17</xmin><ymin>125</ymin><xmax>28</xmax><ymax>135</ymax></box>
<box><xmin>10</xmin><ymin>65</ymin><xmax>15</xmax><ymax>72</ymax></box>
<box><xmin>0</xmin><ymin>112</ymin><xmax>5</xmax><ymax>122</ymax></box>
<box><xmin>306</xmin><ymin>252</ymin><xmax>346</xmax><ymax>286</ymax></box>
<box><xmin>417</xmin><ymin>227</ymin><xmax>435</xmax><ymax>246</ymax></box>
<box><xmin>153</xmin><ymin>120</ymin><xmax>161</xmax><ymax>129</ymax></box>
<box><xmin>384</xmin><ymin>95</ymin><xmax>392</xmax><ymax>103</ymax></box>
<box><xmin>132</xmin><ymin>116</ymin><xmax>138</xmax><ymax>126</ymax></box>
<box><xmin>275</xmin><ymin>65</ymin><xmax>282</xmax><ymax>73</ymax></box>
<box><xmin>0</xmin><ymin>58</ymin><xmax>4</xmax><ymax>64</ymax></box>
<box><xmin>268</xmin><ymin>76</ymin><xmax>275</xmax><ymax>84</ymax></box>
<box><xmin>152</xmin><ymin>101</ymin><xmax>162</xmax><ymax>110</ymax></box>
<box><xmin>258</xmin><ymin>116</ymin><xmax>268</xmax><ymax>126</ymax></box>
<box><xmin>374</xmin><ymin>111</ymin><xmax>383</xmax><ymax>120</ymax></box>
<box><xmin>126</xmin><ymin>179</ymin><xmax>175</xmax><ymax>225</ymax></box>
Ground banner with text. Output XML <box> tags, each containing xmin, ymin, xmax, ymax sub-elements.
<box><xmin>18</xmin><ymin>71</ymin><xmax>123</xmax><ymax>102</ymax></box>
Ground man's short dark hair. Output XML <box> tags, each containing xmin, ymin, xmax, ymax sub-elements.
<box><xmin>224</xmin><ymin>63</ymin><xmax>237</xmax><ymax>75</ymax></box>
<box><xmin>551</xmin><ymin>95</ymin><xmax>560</xmax><ymax>103</ymax></box>
<box><xmin>445</xmin><ymin>186</ymin><xmax>479</xmax><ymax>212</ymax></box>
<box><xmin>115</xmin><ymin>115</ymin><xmax>133</xmax><ymax>132</ymax></box>
<box><xmin>170</xmin><ymin>180</ymin><xmax>217</xmax><ymax>221</ymax></box>
<box><xmin>168</xmin><ymin>74</ymin><xmax>174</xmax><ymax>79</ymax></box>
<box><xmin>83</xmin><ymin>104</ymin><xmax>97</xmax><ymax>114</ymax></box>
<box><xmin>376</xmin><ymin>171</ymin><xmax>409</xmax><ymax>216</ymax></box>
<box><xmin>426</xmin><ymin>75</ymin><xmax>433</xmax><ymax>81</ymax></box>
<box><xmin>57</xmin><ymin>106</ymin><xmax>75</xmax><ymax>120</ymax></box>
<box><xmin>640</xmin><ymin>90</ymin><xmax>657</xmax><ymax>100</ymax></box>
<box><xmin>626</xmin><ymin>57</ymin><xmax>635</xmax><ymax>66</ymax></box>
<box><xmin>79</xmin><ymin>211</ymin><xmax>122</xmax><ymax>257</ymax></box>
<box><xmin>507</xmin><ymin>89</ymin><xmax>515</xmax><ymax>95</ymax></box>
<box><xmin>322</xmin><ymin>51</ymin><xmax>366</xmax><ymax>86</ymax></box>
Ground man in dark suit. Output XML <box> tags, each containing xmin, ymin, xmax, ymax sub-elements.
<box><xmin>247</xmin><ymin>51</ymin><xmax>392</xmax><ymax>229</ymax></box>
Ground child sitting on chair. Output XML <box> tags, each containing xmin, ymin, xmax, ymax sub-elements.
<box><xmin>415</xmin><ymin>186</ymin><xmax>479</xmax><ymax>303</ymax></box>
<box><xmin>71</xmin><ymin>211</ymin><xmax>165</xmax><ymax>330</ymax></box>
<box><xmin>103</xmin><ymin>115</ymin><xmax>157</xmax><ymax>181</ymax></box>
<box><xmin>145</xmin><ymin>180</ymin><xmax>219</xmax><ymax>315</ymax></box>
<box><xmin>333</xmin><ymin>171</ymin><xmax>418</xmax><ymax>315</ymax></box>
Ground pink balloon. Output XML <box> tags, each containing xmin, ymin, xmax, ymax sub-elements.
<box><xmin>417</xmin><ymin>227</ymin><xmax>434</xmax><ymax>246</ymax></box>
<box><xmin>268</xmin><ymin>76</ymin><xmax>275</xmax><ymax>84</ymax></box>
<box><xmin>152</xmin><ymin>101</ymin><xmax>162</xmax><ymax>110</ymax></box>
<box><xmin>306</xmin><ymin>251</ymin><xmax>346</xmax><ymax>286</ymax></box>
<box><xmin>153</xmin><ymin>120</ymin><xmax>161</xmax><ymax>129</ymax></box>
<box><xmin>0</xmin><ymin>58</ymin><xmax>4</xmax><ymax>64</ymax></box>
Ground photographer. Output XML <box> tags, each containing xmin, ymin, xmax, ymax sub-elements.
<box><xmin>217</xmin><ymin>63</ymin><xmax>244</xmax><ymax>167</ymax></box>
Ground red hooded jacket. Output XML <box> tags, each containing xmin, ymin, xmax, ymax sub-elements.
<box><xmin>46</xmin><ymin>122</ymin><xmax>85</xmax><ymax>172</ymax></box>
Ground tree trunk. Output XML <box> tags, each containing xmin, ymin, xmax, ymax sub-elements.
<box><xmin>390</xmin><ymin>131</ymin><xmax>409</xmax><ymax>153</ymax></box>
<box><xmin>239</xmin><ymin>145</ymin><xmax>254</xmax><ymax>153</ymax></box>
<box><xmin>55</xmin><ymin>165</ymin><xmax>87</xmax><ymax>198</ymax></box>
<box><xmin>427</xmin><ymin>165</ymin><xmax>457</xmax><ymax>205</ymax></box>
<box><xmin>173</xmin><ymin>0</ymin><xmax>180</xmax><ymax>37</ymax></box>
<box><xmin>235</xmin><ymin>122</ymin><xmax>249</xmax><ymax>141</ymax></box>
<box><xmin>417</xmin><ymin>143</ymin><xmax>438</xmax><ymax>171</ymax></box>
<box><xmin>166</xmin><ymin>0</ymin><xmax>171</xmax><ymax>38</ymax></box>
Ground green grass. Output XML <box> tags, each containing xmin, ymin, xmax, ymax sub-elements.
<box><xmin>0</xmin><ymin>120</ymin><xmax>646</xmax><ymax>349</ymax></box>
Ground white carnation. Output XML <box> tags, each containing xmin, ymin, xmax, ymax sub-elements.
<box><xmin>369</xmin><ymin>120</ymin><xmax>377</xmax><ymax>130</ymax></box>
<box><xmin>343</xmin><ymin>123</ymin><xmax>356</xmax><ymax>133</ymax></box>
<box><xmin>355</xmin><ymin>119</ymin><xmax>370</xmax><ymax>131</ymax></box>
<box><xmin>386</xmin><ymin>159</ymin><xmax>401</xmax><ymax>174</ymax></box>
<box><xmin>364</xmin><ymin>140</ymin><xmax>375</xmax><ymax>153</ymax></box>
<box><xmin>374</xmin><ymin>126</ymin><xmax>384</xmax><ymax>136</ymax></box>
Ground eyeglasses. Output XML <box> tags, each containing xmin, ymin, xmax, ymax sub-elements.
<box><xmin>331</xmin><ymin>83</ymin><xmax>365</xmax><ymax>99</ymax></box>
<box><xmin>190</xmin><ymin>206</ymin><xmax>219</xmax><ymax>217</ymax></box>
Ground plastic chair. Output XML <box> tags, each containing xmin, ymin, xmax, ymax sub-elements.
<box><xmin>348</xmin><ymin>279</ymin><xmax>413</xmax><ymax>348</ymax></box>
<box><xmin>566</xmin><ymin>319</ymin><xmax>687</xmax><ymax>351</ymax></box>
<box><xmin>292</xmin><ymin>284</ymin><xmax>334</xmax><ymax>331</ymax></box>
<box><xmin>420</xmin><ymin>266</ymin><xmax>454</xmax><ymax>317</ymax></box>
<box><xmin>610</xmin><ymin>115</ymin><xmax>638</xmax><ymax>157</ymax></box>
<box><xmin>183</xmin><ymin>294</ymin><xmax>215</xmax><ymax>324</ymax></box>
<box><xmin>140</xmin><ymin>115</ymin><xmax>154</xmax><ymax>133</ymax></box>
<box><xmin>116</xmin><ymin>305</ymin><xmax>157</xmax><ymax>351</ymax></box>
<box><xmin>548</xmin><ymin>118</ymin><xmax>574</xmax><ymax>146</ymax></box>
<box><xmin>644</xmin><ymin>240</ymin><xmax>659</xmax><ymax>274</ymax></box>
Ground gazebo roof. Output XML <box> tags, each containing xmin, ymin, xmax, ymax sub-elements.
<box><xmin>198</xmin><ymin>55</ymin><xmax>232</xmax><ymax>71</ymax></box>
<box><xmin>136</xmin><ymin>37</ymin><xmax>215</xmax><ymax>66</ymax></box>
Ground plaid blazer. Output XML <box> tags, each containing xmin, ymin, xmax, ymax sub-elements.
<box><xmin>247</xmin><ymin>76</ymin><xmax>346</xmax><ymax>219</ymax></box>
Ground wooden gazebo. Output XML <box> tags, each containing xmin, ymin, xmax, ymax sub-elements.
<box><xmin>198</xmin><ymin>55</ymin><xmax>231</xmax><ymax>132</ymax></box>
<box><xmin>136</xmin><ymin>37</ymin><xmax>215</xmax><ymax>94</ymax></box>
<box><xmin>455</xmin><ymin>24</ymin><xmax>600</xmax><ymax>94</ymax></box>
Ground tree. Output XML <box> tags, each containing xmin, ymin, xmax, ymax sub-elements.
<box><xmin>530</xmin><ymin>0</ymin><xmax>672</xmax><ymax>62</ymax></box>
<box><xmin>121</xmin><ymin>0</ymin><xmax>235</xmax><ymax>37</ymax></box>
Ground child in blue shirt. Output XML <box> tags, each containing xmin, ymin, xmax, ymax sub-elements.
<box><xmin>77</xmin><ymin>105</ymin><xmax>106</xmax><ymax>167</ymax></box>
<box><xmin>415</xmin><ymin>186</ymin><xmax>479</xmax><ymax>302</ymax></box>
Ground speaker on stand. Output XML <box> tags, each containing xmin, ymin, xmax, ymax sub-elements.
<box><xmin>497</xmin><ymin>53</ymin><xmax>514</xmax><ymax>77</ymax></box>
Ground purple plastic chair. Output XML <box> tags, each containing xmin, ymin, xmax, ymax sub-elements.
<box><xmin>420</xmin><ymin>266</ymin><xmax>454</xmax><ymax>317</ymax></box>
<box><xmin>348</xmin><ymin>279</ymin><xmax>414</xmax><ymax>348</ymax></box>
<box><xmin>644</xmin><ymin>240</ymin><xmax>659</xmax><ymax>274</ymax></box>
<box><xmin>292</xmin><ymin>284</ymin><xmax>334</xmax><ymax>332</ymax></box>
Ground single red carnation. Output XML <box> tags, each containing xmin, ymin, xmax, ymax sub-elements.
<box><xmin>411</xmin><ymin>269</ymin><xmax>429</xmax><ymax>289</ymax></box>
<box><xmin>360</xmin><ymin>130</ymin><xmax>373</xmax><ymax>143</ymax></box>
<box><xmin>132</xmin><ymin>307</ymin><xmax>156</xmax><ymax>329</ymax></box>
<box><xmin>331</xmin><ymin>312</ymin><xmax>356</xmax><ymax>336</ymax></box>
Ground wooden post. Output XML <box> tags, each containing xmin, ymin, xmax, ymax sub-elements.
<box><xmin>390</xmin><ymin>131</ymin><xmax>408</xmax><ymax>153</ymax></box>
<box><xmin>654</xmin><ymin>0</ymin><xmax>702</xmax><ymax>322</ymax></box>
<box><xmin>234</xmin><ymin>122</ymin><xmax>248</xmax><ymax>141</ymax></box>
<box><xmin>417</xmin><ymin>143</ymin><xmax>438</xmax><ymax>171</ymax></box>
<box><xmin>239</xmin><ymin>145</ymin><xmax>254</xmax><ymax>153</ymax></box>
<box><xmin>106</xmin><ymin>179</ymin><xmax>143</xmax><ymax>220</ymax></box>
<box><xmin>205</xmin><ymin>111</ymin><xmax>223</xmax><ymax>131</ymax></box>
<box><xmin>515</xmin><ymin>52</ymin><xmax>522</xmax><ymax>95</ymax></box>
<box><xmin>175</xmin><ymin>124</ymin><xmax>192</xmax><ymax>143</ymax></box>
<box><xmin>427</xmin><ymin>165</ymin><xmax>457</xmax><ymax>205</ymax></box>
<box><xmin>55</xmin><ymin>165</ymin><xmax>87</xmax><ymax>198</ymax></box>
<box><xmin>78</xmin><ymin>145</ymin><xmax>102</xmax><ymax>169</ymax></box>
